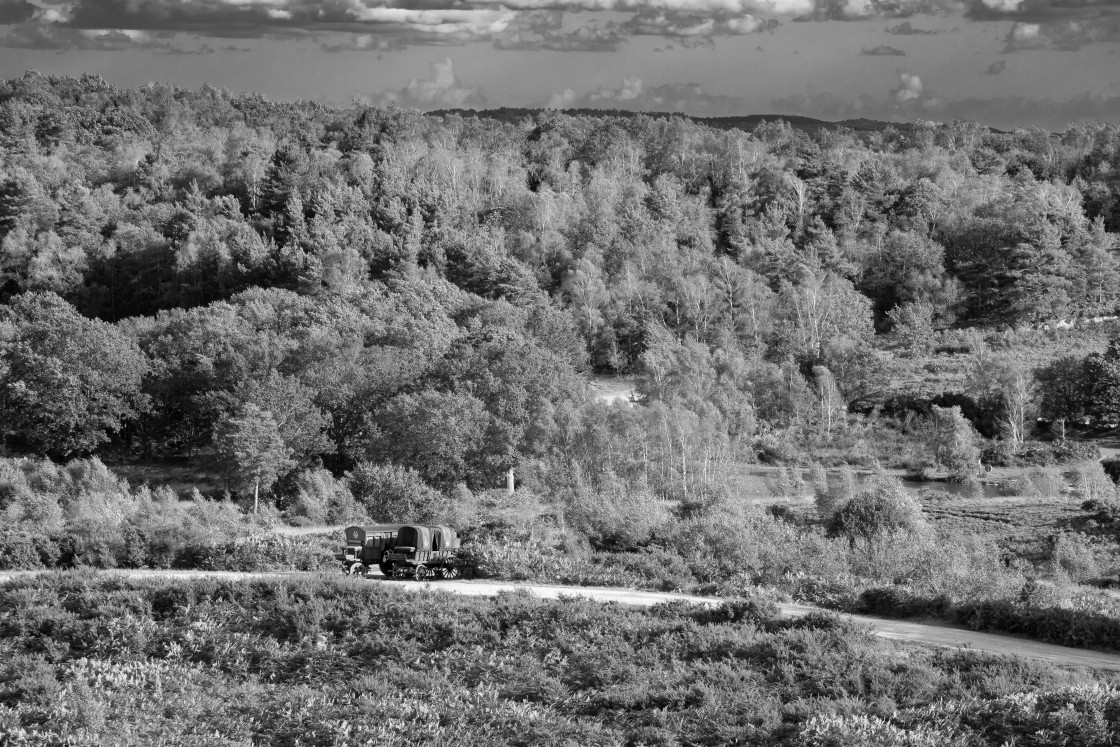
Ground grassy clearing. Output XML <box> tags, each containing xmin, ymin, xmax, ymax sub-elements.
<box><xmin>2</xmin><ymin>574</ymin><xmax>1118</xmax><ymax>746</ymax></box>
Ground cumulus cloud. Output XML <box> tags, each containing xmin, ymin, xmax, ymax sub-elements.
<box><xmin>793</xmin><ymin>0</ymin><xmax>950</xmax><ymax>22</ymax></box>
<box><xmin>885</xmin><ymin>20</ymin><xmax>939</xmax><ymax>33</ymax></box>
<box><xmin>620</xmin><ymin>9</ymin><xmax>777</xmax><ymax>46</ymax></box>
<box><xmin>892</xmin><ymin>72</ymin><xmax>924</xmax><ymax>102</ymax></box>
<box><xmin>493</xmin><ymin>11</ymin><xmax>623</xmax><ymax>51</ymax></box>
<box><xmin>861</xmin><ymin>44</ymin><xmax>906</xmax><ymax>54</ymax></box>
<box><xmin>365</xmin><ymin>57</ymin><xmax>485</xmax><ymax>109</ymax></box>
<box><xmin>544</xmin><ymin>75</ymin><xmax>750</xmax><ymax>115</ymax></box>
<box><xmin>1001</xmin><ymin>16</ymin><xmax>1120</xmax><ymax>51</ymax></box>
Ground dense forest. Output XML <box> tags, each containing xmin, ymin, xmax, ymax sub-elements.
<box><xmin>2</xmin><ymin>69</ymin><xmax>1120</xmax><ymax>509</ymax></box>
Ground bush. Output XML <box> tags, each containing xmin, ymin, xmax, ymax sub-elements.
<box><xmin>797</xmin><ymin>713</ymin><xmax>959</xmax><ymax>747</ymax></box>
<box><xmin>858</xmin><ymin>587</ymin><xmax>950</xmax><ymax>619</ymax></box>
<box><xmin>815</xmin><ymin>464</ymin><xmax>856</xmax><ymax>520</ymax></box>
<box><xmin>1101</xmin><ymin>458</ymin><xmax>1120</xmax><ymax>483</ymax></box>
<box><xmin>285</xmin><ymin>468</ymin><xmax>365</xmax><ymax>526</ymax></box>
<box><xmin>346</xmin><ymin>462</ymin><xmax>442</xmax><ymax>523</ymax></box>
<box><xmin>1082</xmin><ymin>497</ymin><xmax>1120</xmax><ymax>526</ymax></box>
<box><xmin>1075</xmin><ymin>462</ymin><xmax>1117</xmax><ymax>503</ymax></box>
<box><xmin>955</xmin><ymin>599</ymin><xmax>1120</xmax><ymax>650</ymax></box>
<box><xmin>1047</xmin><ymin>534</ymin><xmax>1101</xmax><ymax>582</ymax></box>
<box><xmin>985</xmin><ymin>440</ymin><xmax>1101</xmax><ymax>468</ymax></box>
<box><xmin>565</xmin><ymin>474</ymin><xmax>670</xmax><ymax>551</ymax></box>
<box><xmin>766</xmin><ymin>465</ymin><xmax>807</xmax><ymax>499</ymax></box>
<box><xmin>828</xmin><ymin>476</ymin><xmax>928</xmax><ymax>546</ymax></box>
<box><xmin>0</xmin><ymin>530</ymin><xmax>47</xmax><ymax>570</ymax></box>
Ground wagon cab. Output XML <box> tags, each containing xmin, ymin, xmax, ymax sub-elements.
<box><xmin>338</xmin><ymin>524</ymin><xmax>403</xmax><ymax>575</ymax></box>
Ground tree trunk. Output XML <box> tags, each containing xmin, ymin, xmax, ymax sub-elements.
<box><xmin>254</xmin><ymin>478</ymin><xmax>260</xmax><ymax>514</ymax></box>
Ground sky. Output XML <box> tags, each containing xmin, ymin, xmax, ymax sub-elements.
<box><xmin>0</xmin><ymin>0</ymin><xmax>1118</xmax><ymax>130</ymax></box>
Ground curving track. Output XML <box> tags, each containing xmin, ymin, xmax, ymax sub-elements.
<box><xmin>3</xmin><ymin>568</ymin><xmax>1120</xmax><ymax>673</ymax></box>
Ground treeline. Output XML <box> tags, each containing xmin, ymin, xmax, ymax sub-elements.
<box><xmin>2</xmin><ymin>71</ymin><xmax>1120</xmax><ymax>498</ymax></box>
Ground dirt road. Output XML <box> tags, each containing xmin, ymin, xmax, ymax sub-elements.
<box><xmin>4</xmin><ymin>568</ymin><xmax>1120</xmax><ymax>672</ymax></box>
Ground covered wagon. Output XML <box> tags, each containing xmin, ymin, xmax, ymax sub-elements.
<box><xmin>381</xmin><ymin>525</ymin><xmax>461</xmax><ymax>580</ymax></box>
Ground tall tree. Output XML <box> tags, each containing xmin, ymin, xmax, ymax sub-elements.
<box><xmin>212</xmin><ymin>403</ymin><xmax>292</xmax><ymax>512</ymax></box>
<box><xmin>0</xmin><ymin>292</ymin><xmax>147</xmax><ymax>456</ymax></box>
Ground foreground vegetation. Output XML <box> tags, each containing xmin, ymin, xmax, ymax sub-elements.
<box><xmin>1</xmin><ymin>574</ymin><xmax>1118</xmax><ymax>746</ymax></box>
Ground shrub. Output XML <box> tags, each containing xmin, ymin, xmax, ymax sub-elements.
<box><xmin>1047</xmin><ymin>534</ymin><xmax>1101</xmax><ymax>582</ymax></box>
<box><xmin>797</xmin><ymin>713</ymin><xmax>959</xmax><ymax>747</ymax></box>
<box><xmin>955</xmin><ymin>599</ymin><xmax>1120</xmax><ymax>650</ymax></box>
<box><xmin>565</xmin><ymin>472</ymin><xmax>671</xmax><ymax>551</ymax></box>
<box><xmin>1102</xmin><ymin>458</ymin><xmax>1120</xmax><ymax>483</ymax></box>
<box><xmin>1082</xmin><ymin>497</ymin><xmax>1120</xmax><ymax>526</ymax></box>
<box><xmin>286</xmin><ymin>468</ymin><xmax>365</xmax><ymax>526</ymax></box>
<box><xmin>345</xmin><ymin>462</ymin><xmax>442</xmax><ymax>523</ymax></box>
<box><xmin>766</xmin><ymin>465</ymin><xmax>807</xmax><ymax>500</ymax></box>
<box><xmin>858</xmin><ymin>587</ymin><xmax>950</xmax><ymax>618</ymax></box>
<box><xmin>828</xmin><ymin>476</ymin><xmax>928</xmax><ymax>547</ymax></box>
<box><xmin>1024</xmin><ymin>467</ymin><xmax>1064</xmax><ymax>498</ymax></box>
<box><xmin>0</xmin><ymin>530</ymin><xmax>46</xmax><ymax>569</ymax></box>
<box><xmin>928</xmin><ymin>406</ymin><xmax>980</xmax><ymax>482</ymax></box>
<box><xmin>815</xmin><ymin>464</ymin><xmax>856</xmax><ymax>520</ymax></box>
<box><xmin>1076</xmin><ymin>462</ymin><xmax>1117</xmax><ymax>503</ymax></box>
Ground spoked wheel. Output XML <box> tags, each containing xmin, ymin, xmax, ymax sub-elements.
<box><xmin>439</xmin><ymin>564</ymin><xmax>460</xmax><ymax>580</ymax></box>
<box><xmin>414</xmin><ymin>565</ymin><xmax>433</xmax><ymax>581</ymax></box>
<box><xmin>348</xmin><ymin>562</ymin><xmax>368</xmax><ymax>576</ymax></box>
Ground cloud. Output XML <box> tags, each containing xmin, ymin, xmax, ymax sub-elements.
<box><xmin>861</xmin><ymin>43</ymin><xmax>906</xmax><ymax>54</ymax></box>
<box><xmin>619</xmin><ymin>9</ymin><xmax>776</xmax><ymax>46</ymax></box>
<box><xmin>986</xmin><ymin>59</ymin><xmax>1006</xmax><ymax>73</ymax></box>
<box><xmin>0</xmin><ymin>21</ymin><xmax>178</xmax><ymax>50</ymax></box>
<box><xmin>2</xmin><ymin>0</ymin><xmax>1117</xmax><ymax>54</ymax></box>
<box><xmin>492</xmin><ymin>11</ymin><xmax>624</xmax><ymax>51</ymax></box>
<box><xmin>0</xmin><ymin>0</ymin><xmax>970</xmax><ymax>54</ymax></box>
<box><xmin>892</xmin><ymin>71</ymin><xmax>924</xmax><ymax>102</ymax></box>
<box><xmin>544</xmin><ymin>75</ymin><xmax>749</xmax><ymax>115</ymax></box>
<box><xmin>885</xmin><ymin>20</ymin><xmax>939</xmax><ymax>33</ymax></box>
<box><xmin>320</xmin><ymin>34</ymin><xmax>407</xmax><ymax>52</ymax></box>
<box><xmin>0</xmin><ymin>0</ymin><xmax>36</xmax><ymax>24</ymax></box>
<box><xmin>364</xmin><ymin>57</ymin><xmax>485</xmax><ymax>109</ymax></box>
<box><xmin>793</xmin><ymin>0</ymin><xmax>952</xmax><ymax>22</ymax></box>
<box><xmin>1001</xmin><ymin>16</ymin><xmax>1120</xmax><ymax>51</ymax></box>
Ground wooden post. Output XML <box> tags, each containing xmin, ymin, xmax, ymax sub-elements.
<box><xmin>506</xmin><ymin>468</ymin><xmax>515</xmax><ymax>496</ymax></box>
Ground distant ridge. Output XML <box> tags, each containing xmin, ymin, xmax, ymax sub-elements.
<box><xmin>427</xmin><ymin>106</ymin><xmax>925</xmax><ymax>135</ymax></box>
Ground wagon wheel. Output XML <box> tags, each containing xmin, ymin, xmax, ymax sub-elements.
<box><xmin>348</xmin><ymin>562</ymin><xmax>368</xmax><ymax>576</ymax></box>
<box><xmin>414</xmin><ymin>565</ymin><xmax>433</xmax><ymax>581</ymax></box>
<box><xmin>440</xmin><ymin>564</ymin><xmax>460</xmax><ymax>580</ymax></box>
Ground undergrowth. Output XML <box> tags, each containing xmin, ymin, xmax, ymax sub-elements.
<box><xmin>0</xmin><ymin>574</ymin><xmax>1116</xmax><ymax>746</ymax></box>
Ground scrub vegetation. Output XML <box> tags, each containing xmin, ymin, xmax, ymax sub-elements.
<box><xmin>1</xmin><ymin>574</ymin><xmax>1118</xmax><ymax>747</ymax></box>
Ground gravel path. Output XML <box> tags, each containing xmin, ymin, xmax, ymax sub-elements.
<box><xmin>4</xmin><ymin>568</ymin><xmax>1120</xmax><ymax>672</ymax></box>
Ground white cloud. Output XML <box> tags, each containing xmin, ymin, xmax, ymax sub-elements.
<box><xmin>892</xmin><ymin>72</ymin><xmax>923</xmax><ymax>103</ymax></box>
<box><xmin>546</xmin><ymin>88</ymin><xmax>578</xmax><ymax>108</ymax></box>
<box><xmin>369</xmin><ymin>57</ymin><xmax>486</xmax><ymax>109</ymax></box>
<box><xmin>979</xmin><ymin>0</ymin><xmax>1025</xmax><ymax>12</ymax></box>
